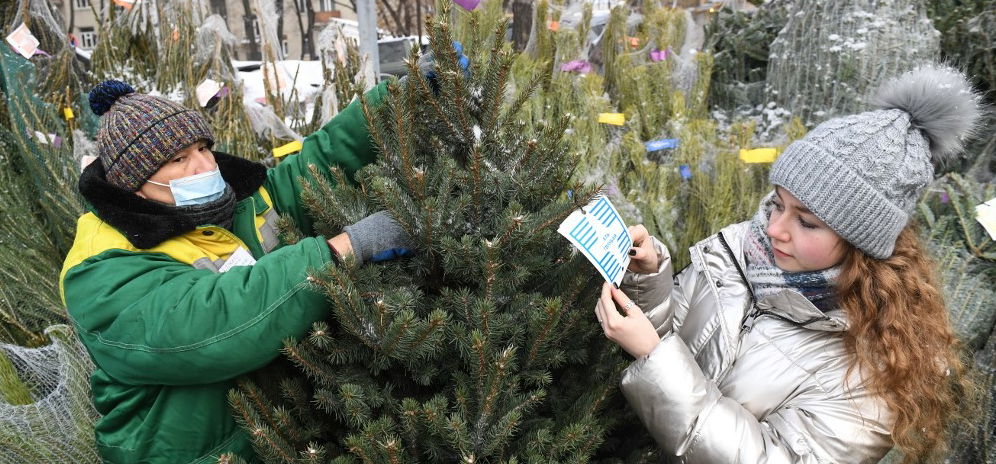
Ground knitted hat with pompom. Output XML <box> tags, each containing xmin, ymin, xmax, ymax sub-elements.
<box><xmin>89</xmin><ymin>80</ymin><xmax>214</xmax><ymax>191</ymax></box>
<box><xmin>769</xmin><ymin>65</ymin><xmax>983</xmax><ymax>259</ymax></box>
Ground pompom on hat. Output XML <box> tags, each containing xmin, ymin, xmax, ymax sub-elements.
<box><xmin>89</xmin><ymin>80</ymin><xmax>214</xmax><ymax>191</ymax></box>
<box><xmin>769</xmin><ymin>65</ymin><xmax>983</xmax><ymax>259</ymax></box>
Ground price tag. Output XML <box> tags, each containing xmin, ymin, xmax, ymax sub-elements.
<box><xmin>598</xmin><ymin>113</ymin><xmax>625</xmax><ymax>126</ymax></box>
<box><xmin>63</xmin><ymin>107</ymin><xmax>75</xmax><ymax>120</ymax></box>
<box><xmin>558</xmin><ymin>195</ymin><xmax>632</xmax><ymax>286</ymax></box>
<box><xmin>645</xmin><ymin>138</ymin><xmax>679</xmax><ymax>151</ymax></box>
<box><xmin>679</xmin><ymin>164</ymin><xmax>692</xmax><ymax>180</ymax></box>
<box><xmin>30</xmin><ymin>130</ymin><xmax>61</xmax><ymax>148</ymax></box>
<box><xmin>5</xmin><ymin>23</ymin><xmax>40</xmax><ymax>59</ymax></box>
<box><xmin>547</xmin><ymin>21</ymin><xmax>560</xmax><ymax>32</ymax></box>
<box><xmin>739</xmin><ymin>148</ymin><xmax>778</xmax><ymax>163</ymax></box>
<box><xmin>272</xmin><ymin>140</ymin><xmax>303</xmax><ymax>158</ymax></box>
<box><xmin>218</xmin><ymin>247</ymin><xmax>257</xmax><ymax>273</ymax></box>
<box><xmin>976</xmin><ymin>198</ymin><xmax>996</xmax><ymax>240</ymax></box>
<box><xmin>560</xmin><ymin>60</ymin><xmax>592</xmax><ymax>73</ymax></box>
<box><xmin>453</xmin><ymin>0</ymin><xmax>481</xmax><ymax>11</ymax></box>
<box><xmin>195</xmin><ymin>78</ymin><xmax>224</xmax><ymax>107</ymax></box>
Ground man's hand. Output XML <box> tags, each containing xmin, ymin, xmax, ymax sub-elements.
<box><xmin>334</xmin><ymin>211</ymin><xmax>414</xmax><ymax>266</ymax></box>
<box><xmin>627</xmin><ymin>225</ymin><xmax>659</xmax><ymax>274</ymax></box>
<box><xmin>418</xmin><ymin>41</ymin><xmax>471</xmax><ymax>80</ymax></box>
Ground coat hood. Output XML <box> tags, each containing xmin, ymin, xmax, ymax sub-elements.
<box><xmin>77</xmin><ymin>151</ymin><xmax>267</xmax><ymax>249</ymax></box>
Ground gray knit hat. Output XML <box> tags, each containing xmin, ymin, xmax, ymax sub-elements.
<box><xmin>769</xmin><ymin>65</ymin><xmax>982</xmax><ymax>259</ymax></box>
<box><xmin>89</xmin><ymin>80</ymin><xmax>214</xmax><ymax>192</ymax></box>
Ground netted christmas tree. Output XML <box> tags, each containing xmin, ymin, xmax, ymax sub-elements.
<box><xmin>705</xmin><ymin>0</ymin><xmax>791</xmax><ymax>112</ymax></box>
<box><xmin>228</xmin><ymin>3</ymin><xmax>658</xmax><ymax>462</ymax></box>
<box><xmin>766</xmin><ymin>0</ymin><xmax>940</xmax><ymax>124</ymax></box>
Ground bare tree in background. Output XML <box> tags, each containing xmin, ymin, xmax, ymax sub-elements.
<box><xmin>376</xmin><ymin>0</ymin><xmax>425</xmax><ymax>37</ymax></box>
<box><xmin>240</xmin><ymin>0</ymin><xmax>260</xmax><ymax>60</ymax></box>
<box><xmin>292</xmin><ymin>0</ymin><xmax>316</xmax><ymax>59</ymax></box>
<box><xmin>511</xmin><ymin>0</ymin><xmax>532</xmax><ymax>50</ymax></box>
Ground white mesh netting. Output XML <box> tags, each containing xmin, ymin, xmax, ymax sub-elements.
<box><xmin>765</xmin><ymin>0</ymin><xmax>939</xmax><ymax>124</ymax></box>
<box><xmin>0</xmin><ymin>325</ymin><xmax>99</xmax><ymax>464</ymax></box>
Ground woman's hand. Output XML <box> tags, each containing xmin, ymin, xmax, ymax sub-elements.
<box><xmin>627</xmin><ymin>225</ymin><xmax>659</xmax><ymax>274</ymax></box>
<box><xmin>595</xmin><ymin>282</ymin><xmax>660</xmax><ymax>358</ymax></box>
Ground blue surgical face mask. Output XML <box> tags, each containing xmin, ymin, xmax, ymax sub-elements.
<box><xmin>147</xmin><ymin>168</ymin><xmax>227</xmax><ymax>206</ymax></box>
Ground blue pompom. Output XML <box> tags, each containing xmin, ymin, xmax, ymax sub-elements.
<box><xmin>88</xmin><ymin>80</ymin><xmax>135</xmax><ymax>116</ymax></box>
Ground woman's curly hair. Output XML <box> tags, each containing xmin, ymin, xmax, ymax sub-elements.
<box><xmin>836</xmin><ymin>225</ymin><xmax>975</xmax><ymax>462</ymax></box>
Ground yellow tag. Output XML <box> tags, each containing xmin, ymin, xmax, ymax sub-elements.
<box><xmin>597</xmin><ymin>113</ymin><xmax>625</xmax><ymax>126</ymax></box>
<box><xmin>739</xmin><ymin>148</ymin><xmax>778</xmax><ymax>163</ymax></box>
<box><xmin>976</xmin><ymin>200</ymin><xmax>996</xmax><ymax>240</ymax></box>
<box><xmin>272</xmin><ymin>140</ymin><xmax>303</xmax><ymax>158</ymax></box>
<box><xmin>63</xmin><ymin>107</ymin><xmax>74</xmax><ymax>120</ymax></box>
<box><xmin>547</xmin><ymin>21</ymin><xmax>560</xmax><ymax>32</ymax></box>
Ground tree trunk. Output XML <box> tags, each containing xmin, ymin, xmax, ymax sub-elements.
<box><xmin>293</xmin><ymin>0</ymin><xmax>307</xmax><ymax>59</ymax></box>
<box><xmin>306</xmin><ymin>0</ymin><xmax>315</xmax><ymax>59</ymax></box>
<box><xmin>240</xmin><ymin>0</ymin><xmax>260</xmax><ymax>60</ymax></box>
<box><xmin>275</xmin><ymin>0</ymin><xmax>284</xmax><ymax>57</ymax></box>
<box><xmin>378</xmin><ymin>0</ymin><xmax>404</xmax><ymax>35</ymax></box>
<box><xmin>68</xmin><ymin>1</ymin><xmax>75</xmax><ymax>37</ymax></box>
<box><xmin>511</xmin><ymin>0</ymin><xmax>532</xmax><ymax>51</ymax></box>
<box><xmin>416</xmin><ymin>0</ymin><xmax>422</xmax><ymax>46</ymax></box>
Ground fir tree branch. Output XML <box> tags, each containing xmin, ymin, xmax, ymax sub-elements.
<box><xmin>469</xmin><ymin>145</ymin><xmax>484</xmax><ymax>224</ymax></box>
<box><xmin>407</xmin><ymin>310</ymin><xmax>447</xmax><ymax>360</ymax></box>
<box><xmin>481</xmin><ymin>22</ymin><xmax>511</xmax><ymax>133</ymax></box>
<box><xmin>230</xmin><ymin>392</ymin><xmax>298</xmax><ymax>463</ymax></box>
<box><xmin>524</xmin><ymin>299</ymin><xmax>561</xmax><ymax>370</ymax></box>
<box><xmin>500</xmin><ymin>72</ymin><xmax>544</xmax><ymax>132</ymax></box>
<box><xmin>237</xmin><ymin>379</ymin><xmax>282</xmax><ymax>439</ymax></box>
<box><xmin>359</xmin><ymin>92</ymin><xmax>390</xmax><ymax>164</ymax></box>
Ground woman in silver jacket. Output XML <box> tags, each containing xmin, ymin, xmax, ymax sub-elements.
<box><xmin>594</xmin><ymin>66</ymin><xmax>981</xmax><ymax>463</ymax></box>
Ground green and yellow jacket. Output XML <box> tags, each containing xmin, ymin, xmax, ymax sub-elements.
<box><xmin>60</xmin><ymin>82</ymin><xmax>388</xmax><ymax>464</ymax></box>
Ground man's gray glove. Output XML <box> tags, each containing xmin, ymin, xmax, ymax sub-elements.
<box><xmin>342</xmin><ymin>211</ymin><xmax>414</xmax><ymax>265</ymax></box>
<box><xmin>399</xmin><ymin>41</ymin><xmax>470</xmax><ymax>92</ymax></box>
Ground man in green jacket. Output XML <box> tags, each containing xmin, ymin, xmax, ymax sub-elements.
<box><xmin>59</xmin><ymin>78</ymin><xmax>409</xmax><ymax>464</ymax></box>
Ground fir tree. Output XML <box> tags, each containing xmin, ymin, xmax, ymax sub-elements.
<box><xmin>230</xmin><ymin>4</ymin><xmax>657</xmax><ymax>463</ymax></box>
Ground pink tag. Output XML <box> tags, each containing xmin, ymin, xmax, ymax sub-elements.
<box><xmin>453</xmin><ymin>0</ymin><xmax>480</xmax><ymax>11</ymax></box>
<box><xmin>649</xmin><ymin>49</ymin><xmax>668</xmax><ymax>62</ymax></box>
<box><xmin>28</xmin><ymin>130</ymin><xmax>61</xmax><ymax>148</ymax></box>
<box><xmin>560</xmin><ymin>60</ymin><xmax>592</xmax><ymax>74</ymax></box>
<box><xmin>6</xmin><ymin>23</ymin><xmax>40</xmax><ymax>59</ymax></box>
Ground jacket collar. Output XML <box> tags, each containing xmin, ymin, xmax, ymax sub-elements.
<box><xmin>77</xmin><ymin>151</ymin><xmax>267</xmax><ymax>249</ymax></box>
<box><xmin>695</xmin><ymin>221</ymin><xmax>849</xmax><ymax>333</ymax></box>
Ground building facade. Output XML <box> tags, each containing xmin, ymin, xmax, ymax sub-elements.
<box><xmin>48</xmin><ymin>0</ymin><xmax>356</xmax><ymax>60</ymax></box>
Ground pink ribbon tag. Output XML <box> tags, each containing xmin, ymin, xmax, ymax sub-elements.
<box><xmin>649</xmin><ymin>48</ymin><xmax>668</xmax><ymax>62</ymax></box>
<box><xmin>453</xmin><ymin>0</ymin><xmax>481</xmax><ymax>11</ymax></box>
<box><xmin>560</xmin><ymin>60</ymin><xmax>592</xmax><ymax>74</ymax></box>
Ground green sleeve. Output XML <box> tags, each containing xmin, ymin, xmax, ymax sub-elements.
<box><xmin>265</xmin><ymin>81</ymin><xmax>391</xmax><ymax>235</ymax></box>
<box><xmin>63</xmin><ymin>237</ymin><xmax>333</xmax><ymax>386</ymax></box>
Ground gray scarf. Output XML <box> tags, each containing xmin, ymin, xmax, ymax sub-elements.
<box><xmin>172</xmin><ymin>184</ymin><xmax>236</xmax><ymax>230</ymax></box>
<box><xmin>743</xmin><ymin>192</ymin><xmax>840</xmax><ymax>312</ymax></box>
